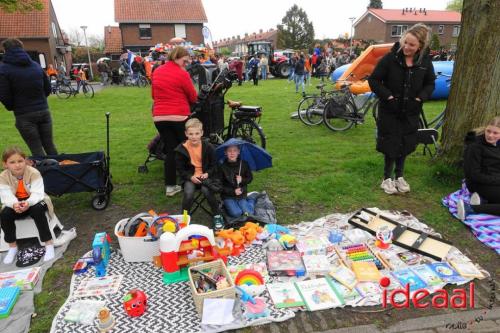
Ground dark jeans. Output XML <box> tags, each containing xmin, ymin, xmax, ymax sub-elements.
<box><xmin>0</xmin><ymin>202</ymin><xmax>52</xmax><ymax>243</ymax></box>
<box><xmin>182</xmin><ymin>181</ymin><xmax>220</xmax><ymax>216</ymax></box>
<box><xmin>384</xmin><ymin>155</ymin><xmax>406</xmax><ymax>179</ymax></box>
<box><xmin>154</xmin><ymin>120</ymin><xmax>186</xmax><ymax>186</ymax></box>
<box><xmin>469</xmin><ymin>183</ymin><xmax>500</xmax><ymax>215</ymax></box>
<box><xmin>251</xmin><ymin>69</ymin><xmax>258</xmax><ymax>85</ymax></box>
<box><xmin>15</xmin><ymin>110</ymin><xmax>58</xmax><ymax>157</ymax></box>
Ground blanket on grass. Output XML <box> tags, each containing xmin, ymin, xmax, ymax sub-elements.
<box><xmin>442</xmin><ymin>183</ymin><xmax>500</xmax><ymax>254</ymax></box>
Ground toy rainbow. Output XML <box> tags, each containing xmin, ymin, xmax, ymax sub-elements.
<box><xmin>234</xmin><ymin>269</ymin><xmax>264</xmax><ymax>286</ymax></box>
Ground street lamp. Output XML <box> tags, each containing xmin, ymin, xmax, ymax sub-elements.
<box><xmin>80</xmin><ymin>25</ymin><xmax>93</xmax><ymax>80</ymax></box>
<box><xmin>349</xmin><ymin>17</ymin><xmax>356</xmax><ymax>56</ymax></box>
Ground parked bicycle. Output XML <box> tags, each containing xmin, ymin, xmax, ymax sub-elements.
<box><xmin>297</xmin><ymin>83</ymin><xmax>334</xmax><ymax>126</ymax></box>
<box><xmin>51</xmin><ymin>77</ymin><xmax>94</xmax><ymax>99</ymax></box>
<box><xmin>121</xmin><ymin>72</ymin><xmax>149</xmax><ymax>87</ymax></box>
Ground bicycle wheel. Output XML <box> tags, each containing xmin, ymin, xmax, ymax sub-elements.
<box><xmin>137</xmin><ymin>77</ymin><xmax>148</xmax><ymax>88</ymax></box>
<box><xmin>298</xmin><ymin>96</ymin><xmax>324</xmax><ymax>126</ymax></box>
<box><xmin>323</xmin><ymin>100</ymin><xmax>355</xmax><ymax>131</ymax></box>
<box><xmin>231</xmin><ymin>119</ymin><xmax>266</xmax><ymax>149</ymax></box>
<box><xmin>56</xmin><ymin>83</ymin><xmax>72</xmax><ymax>99</ymax></box>
<box><xmin>82</xmin><ymin>84</ymin><xmax>94</xmax><ymax>98</ymax></box>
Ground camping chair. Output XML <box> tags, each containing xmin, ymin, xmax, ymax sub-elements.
<box><xmin>189</xmin><ymin>191</ymin><xmax>213</xmax><ymax>217</ymax></box>
<box><xmin>417</xmin><ymin>128</ymin><xmax>440</xmax><ymax>157</ymax></box>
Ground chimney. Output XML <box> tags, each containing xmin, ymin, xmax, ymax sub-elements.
<box><xmin>237</xmin><ymin>35</ymin><xmax>240</xmax><ymax>39</ymax></box>
<box><xmin>414</xmin><ymin>10</ymin><xmax>417</xmax><ymax>15</ymax></box>
<box><xmin>259</xmin><ymin>29</ymin><xmax>263</xmax><ymax>33</ymax></box>
<box><xmin>402</xmin><ymin>8</ymin><xmax>405</xmax><ymax>15</ymax></box>
<box><xmin>245</xmin><ymin>33</ymin><xmax>248</xmax><ymax>37</ymax></box>
<box><xmin>424</xmin><ymin>8</ymin><xmax>427</xmax><ymax>15</ymax></box>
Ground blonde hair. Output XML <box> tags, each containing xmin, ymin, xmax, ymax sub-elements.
<box><xmin>168</xmin><ymin>46</ymin><xmax>189</xmax><ymax>61</ymax></box>
<box><xmin>2</xmin><ymin>146</ymin><xmax>26</xmax><ymax>162</ymax></box>
<box><xmin>185</xmin><ymin>118</ymin><xmax>203</xmax><ymax>131</ymax></box>
<box><xmin>399</xmin><ymin>23</ymin><xmax>431</xmax><ymax>63</ymax></box>
<box><xmin>474</xmin><ymin>116</ymin><xmax>500</xmax><ymax>135</ymax></box>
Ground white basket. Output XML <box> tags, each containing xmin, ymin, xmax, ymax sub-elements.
<box><xmin>114</xmin><ymin>215</ymin><xmax>189</xmax><ymax>262</ymax></box>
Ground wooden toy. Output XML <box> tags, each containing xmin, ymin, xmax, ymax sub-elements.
<box><xmin>97</xmin><ymin>307</ymin><xmax>115</xmax><ymax>332</ymax></box>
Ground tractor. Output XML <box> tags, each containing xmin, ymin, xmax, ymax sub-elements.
<box><xmin>247</xmin><ymin>41</ymin><xmax>290</xmax><ymax>78</ymax></box>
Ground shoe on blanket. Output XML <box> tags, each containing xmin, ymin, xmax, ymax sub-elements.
<box><xmin>470</xmin><ymin>192</ymin><xmax>481</xmax><ymax>206</ymax></box>
<box><xmin>457</xmin><ymin>199</ymin><xmax>474</xmax><ymax>221</ymax></box>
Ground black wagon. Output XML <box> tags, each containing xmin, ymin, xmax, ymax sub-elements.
<box><xmin>32</xmin><ymin>113</ymin><xmax>113</xmax><ymax>210</ymax></box>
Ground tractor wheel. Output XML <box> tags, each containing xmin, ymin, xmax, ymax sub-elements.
<box><xmin>278</xmin><ymin>63</ymin><xmax>290</xmax><ymax>78</ymax></box>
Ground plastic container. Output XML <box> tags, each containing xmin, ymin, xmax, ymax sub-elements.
<box><xmin>114</xmin><ymin>214</ymin><xmax>190</xmax><ymax>262</ymax></box>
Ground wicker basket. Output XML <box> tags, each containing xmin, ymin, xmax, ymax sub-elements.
<box><xmin>188</xmin><ymin>259</ymin><xmax>235</xmax><ymax>316</ymax></box>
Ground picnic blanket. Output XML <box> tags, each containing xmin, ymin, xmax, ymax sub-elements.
<box><xmin>442</xmin><ymin>183</ymin><xmax>500</xmax><ymax>254</ymax></box>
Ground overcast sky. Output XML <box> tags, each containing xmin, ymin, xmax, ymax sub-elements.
<box><xmin>52</xmin><ymin>0</ymin><xmax>452</xmax><ymax>41</ymax></box>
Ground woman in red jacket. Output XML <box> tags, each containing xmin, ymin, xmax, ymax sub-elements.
<box><xmin>152</xmin><ymin>47</ymin><xmax>197</xmax><ymax>196</ymax></box>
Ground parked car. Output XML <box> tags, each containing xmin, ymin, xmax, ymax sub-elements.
<box><xmin>69</xmin><ymin>63</ymin><xmax>91</xmax><ymax>80</ymax></box>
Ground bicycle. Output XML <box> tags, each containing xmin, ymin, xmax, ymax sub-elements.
<box><xmin>322</xmin><ymin>83</ymin><xmax>379</xmax><ymax>132</ymax></box>
<box><xmin>297</xmin><ymin>83</ymin><xmax>334</xmax><ymax>126</ymax></box>
<box><xmin>51</xmin><ymin>78</ymin><xmax>94</xmax><ymax>99</ymax></box>
<box><xmin>122</xmin><ymin>73</ymin><xmax>148</xmax><ymax>87</ymax></box>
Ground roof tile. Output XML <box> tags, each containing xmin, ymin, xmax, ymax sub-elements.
<box><xmin>104</xmin><ymin>26</ymin><xmax>123</xmax><ymax>54</ymax></box>
<box><xmin>115</xmin><ymin>0</ymin><xmax>207</xmax><ymax>23</ymax></box>
<box><xmin>0</xmin><ymin>0</ymin><xmax>50</xmax><ymax>38</ymax></box>
<box><xmin>368</xmin><ymin>8</ymin><xmax>461</xmax><ymax>23</ymax></box>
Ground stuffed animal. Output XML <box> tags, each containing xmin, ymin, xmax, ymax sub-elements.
<box><xmin>240</xmin><ymin>222</ymin><xmax>263</xmax><ymax>244</ymax></box>
<box><xmin>263</xmin><ymin>238</ymin><xmax>282</xmax><ymax>251</ymax></box>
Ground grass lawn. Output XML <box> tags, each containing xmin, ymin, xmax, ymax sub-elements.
<box><xmin>0</xmin><ymin>78</ymin><xmax>497</xmax><ymax>332</ymax></box>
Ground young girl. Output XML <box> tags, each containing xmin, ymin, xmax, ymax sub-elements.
<box><xmin>218</xmin><ymin>145</ymin><xmax>255</xmax><ymax>218</ymax></box>
<box><xmin>458</xmin><ymin>116</ymin><xmax>500</xmax><ymax>220</ymax></box>
<box><xmin>0</xmin><ymin>147</ymin><xmax>55</xmax><ymax>264</ymax></box>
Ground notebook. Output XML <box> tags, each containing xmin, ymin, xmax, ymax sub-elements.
<box><xmin>266</xmin><ymin>282</ymin><xmax>305</xmax><ymax>308</ymax></box>
<box><xmin>391</xmin><ymin>268</ymin><xmax>427</xmax><ymax>291</ymax></box>
<box><xmin>295</xmin><ymin>278</ymin><xmax>344</xmax><ymax>311</ymax></box>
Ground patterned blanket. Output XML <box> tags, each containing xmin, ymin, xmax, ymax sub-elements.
<box><xmin>442</xmin><ymin>183</ymin><xmax>500</xmax><ymax>254</ymax></box>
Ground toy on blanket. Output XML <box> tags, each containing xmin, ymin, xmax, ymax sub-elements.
<box><xmin>263</xmin><ymin>224</ymin><xmax>296</xmax><ymax>250</ymax></box>
<box><xmin>235</xmin><ymin>286</ymin><xmax>270</xmax><ymax>320</ymax></box>
<box><xmin>375</xmin><ymin>225</ymin><xmax>393</xmax><ymax>250</ymax></box>
<box><xmin>97</xmin><ymin>307</ymin><xmax>115</xmax><ymax>332</ymax></box>
<box><xmin>123</xmin><ymin>289</ymin><xmax>147</xmax><ymax>317</ymax></box>
<box><xmin>239</xmin><ymin>222</ymin><xmax>263</xmax><ymax>244</ymax></box>
<box><xmin>92</xmin><ymin>232</ymin><xmax>111</xmax><ymax>277</ymax></box>
<box><xmin>216</xmin><ymin>229</ymin><xmax>246</xmax><ymax>256</ymax></box>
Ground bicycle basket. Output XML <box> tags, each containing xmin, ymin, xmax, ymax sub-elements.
<box><xmin>324</xmin><ymin>99</ymin><xmax>348</xmax><ymax>119</ymax></box>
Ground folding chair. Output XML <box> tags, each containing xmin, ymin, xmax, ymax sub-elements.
<box><xmin>189</xmin><ymin>191</ymin><xmax>213</xmax><ymax>216</ymax></box>
<box><xmin>417</xmin><ymin>128</ymin><xmax>440</xmax><ymax>157</ymax></box>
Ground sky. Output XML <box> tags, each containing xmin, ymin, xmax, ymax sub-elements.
<box><xmin>52</xmin><ymin>0</ymin><xmax>452</xmax><ymax>41</ymax></box>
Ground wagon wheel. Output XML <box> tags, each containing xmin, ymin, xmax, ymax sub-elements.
<box><xmin>91</xmin><ymin>194</ymin><xmax>109</xmax><ymax>210</ymax></box>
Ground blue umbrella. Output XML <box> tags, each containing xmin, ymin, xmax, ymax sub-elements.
<box><xmin>215</xmin><ymin>138</ymin><xmax>272</xmax><ymax>172</ymax></box>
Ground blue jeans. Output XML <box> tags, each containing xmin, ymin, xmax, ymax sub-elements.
<box><xmin>288</xmin><ymin>68</ymin><xmax>295</xmax><ymax>82</ymax></box>
<box><xmin>294</xmin><ymin>74</ymin><xmax>305</xmax><ymax>93</ymax></box>
<box><xmin>261</xmin><ymin>66</ymin><xmax>267</xmax><ymax>80</ymax></box>
<box><xmin>223</xmin><ymin>198</ymin><xmax>255</xmax><ymax>218</ymax></box>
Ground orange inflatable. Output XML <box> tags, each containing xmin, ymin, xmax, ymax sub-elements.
<box><xmin>335</xmin><ymin>44</ymin><xmax>393</xmax><ymax>95</ymax></box>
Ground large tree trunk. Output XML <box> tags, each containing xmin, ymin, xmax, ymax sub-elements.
<box><xmin>440</xmin><ymin>0</ymin><xmax>500</xmax><ymax>164</ymax></box>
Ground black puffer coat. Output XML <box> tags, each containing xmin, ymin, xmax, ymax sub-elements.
<box><xmin>217</xmin><ymin>158</ymin><xmax>253</xmax><ymax>200</ymax></box>
<box><xmin>464</xmin><ymin>132</ymin><xmax>500</xmax><ymax>190</ymax></box>
<box><xmin>174</xmin><ymin>139</ymin><xmax>217</xmax><ymax>184</ymax></box>
<box><xmin>368</xmin><ymin>42</ymin><xmax>435</xmax><ymax>158</ymax></box>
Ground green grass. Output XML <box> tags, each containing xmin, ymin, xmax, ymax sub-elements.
<box><xmin>1</xmin><ymin>78</ymin><xmax>493</xmax><ymax>332</ymax></box>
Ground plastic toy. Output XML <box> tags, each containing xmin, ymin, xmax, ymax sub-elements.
<box><xmin>97</xmin><ymin>307</ymin><xmax>115</xmax><ymax>332</ymax></box>
<box><xmin>263</xmin><ymin>238</ymin><xmax>282</xmax><ymax>251</ymax></box>
<box><xmin>123</xmin><ymin>289</ymin><xmax>147</xmax><ymax>317</ymax></box>
<box><xmin>234</xmin><ymin>269</ymin><xmax>264</xmax><ymax>286</ymax></box>
<box><xmin>92</xmin><ymin>232</ymin><xmax>111</xmax><ymax>277</ymax></box>
<box><xmin>265</xmin><ymin>224</ymin><xmax>290</xmax><ymax>237</ymax></box>
<box><xmin>243</xmin><ymin>297</ymin><xmax>270</xmax><ymax>320</ymax></box>
<box><xmin>375</xmin><ymin>226</ymin><xmax>393</xmax><ymax>250</ymax></box>
<box><xmin>278</xmin><ymin>234</ymin><xmax>296</xmax><ymax>250</ymax></box>
<box><xmin>328</xmin><ymin>229</ymin><xmax>343</xmax><ymax>244</ymax></box>
<box><xmin>236</xmin><ymin>286</ymin><xmax>256</xmax><ymax>304</ymax></box>
<box><xmin>239</xmin><ymin>222</ymin><xmax>263</xmax><ymax>244</ymax></box>
<box><xmin>216</xmin><ymin>228</ymin><xmax>245</xmax><ymax>256</ymax></box>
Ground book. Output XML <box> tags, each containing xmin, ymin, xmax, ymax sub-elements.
<box><xmin>355</xmin><ymin>282</ymin><xmax>381</xmax><ymax>297</ymax></box>
<box><xmin>266</xmin><ymin>282</ymin><xmax>305</xmax><ymax>308</ymax></box>
<box><xmin>351</xmin><ymin>261</ymin><xmax>381</xmax><ymax>282</ymax></box>
<box><xmin>74</xmin><ymin>275</ymin><xmax>123</xmax><ymax>298</ymax></box>
<box><xmin>302</xmin><ymin>255</ymin><xmax>332</xmax><ymax>276</ymax></box>
<box><xmin>329</xmin><ymin>264</ymin><xmax>357</xmax><ymax>289</ymax></box>
<box><xmin>411</xmin><ymin>265</ymin><xmax>444</xmax><ymax>287</ymax></box>
<box><xmin>0</xmin><ymin>267</ymin><xmax>40</xmax><ymax>291</ymax></box>
<box><xmin>296</xmin><ymin>236</ymin><xmax>333</xmax><ymax>255</ymax></box>
<box><xmin>376</xmin><ymin>251</ymin><xmax>407</xmax><ymax>270</ymax></box>
<box><xmin>449</xmin><ymin>260</ymin><xmax>484</xmax><ymax>279</ymax></box>
<box><xmin>379</xmin><ymin>270</ymin><xmax>402</xmax><ymax>291</ymax></box>
<box><xmin>391</xmin><ymin>268</ymin><xmax>427</xmax><ymax>291</ymax></box>
<box><xmin>267</xmin><ymin>251</ymin><xmax>306</xmax><ymax>277</ymax></box>
<box><xmin>428</xmin><ymin>262</ymin><xmax>467</xmax><ymax>284</ymax></box>
<box><xmin>397</xmin><ymin>251</ymin><xmax>422</xmax><ymax>265</ymax></box>
<box><xmin>0</xmin><ymin>286</ymin><xmax>20</xmax><ymax>319</ymax></box>
<box><xmin>329</xmin><ymin>280</ymin><xmax>361</xmax><ymax>302</ymax></box>
<box><xmin>295</xmin><ymin>278</ymin><xmax>344</xmax><ymax>311</ymax></box>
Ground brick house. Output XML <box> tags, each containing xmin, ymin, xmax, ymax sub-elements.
<box><xmin>107</xmin><ymin>0</ymin><xmax>207</xmax><ymax>56</ymax></box>
<box><xmin>354</xmin><ymin>8</ymin><xmax>461</xmax><ymax>49</ymax></box>
<box><xmin>0</xmin><ymin>0</ymin><xmax>71</xmax><ymax>70</ymax></box>
<box><xmin>213</xmin><ymin>29</ymin><xmax>278</xmax><ymax>56</ymax></box>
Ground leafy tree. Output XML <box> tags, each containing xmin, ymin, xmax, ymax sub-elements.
<box><xmin>277</xmin><ymin>5</ymin><xmax>314</xmax><ymax>50</ymax></box>
<box><xmin>446</xmin><ymin>0</ymin><xmax>463</xmax><ymax>12</ymax></box>
<box><xmin>430</xmin><ymin>33</ymin><xmax>440</xmax><ymax>51</ymax></box>
<box><xmin>219</xmin><ymin>47</ymin><xmax>232</xmax><ymax>57</ymax></box>
<box><xmin>368</xmin><ymin>0</ymin><xmax>383</xmax><ymax>9</ymax></box>
<box><xmin>440</xmin><ymin>0</ymin><xmax>499</xmax><ymax>163</ymax></box>
<box><xmin>0</xmin><ymin>0</ymin><xmax>42</xmax><ymax>12</ymax></box>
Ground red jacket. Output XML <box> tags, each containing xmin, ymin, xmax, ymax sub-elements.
<box><xmin>152</xmin><ymin>61</ymin><xmax>197</xmax><ymax>117</ymax></box>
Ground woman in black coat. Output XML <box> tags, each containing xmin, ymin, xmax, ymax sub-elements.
<box><xmin>457</xmin><ymin>116</ymin><xmax>500</xmax><ymax>220</ymax></box>
<box><xmin>369</xmin><ymin>23</ymin><xmax>435</xmax><ymax>194</ymax></box>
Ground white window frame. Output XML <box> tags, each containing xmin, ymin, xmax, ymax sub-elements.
<box><xmin>438</xmin><ymin>25</ymin><xmax>444</xmax><ymax>35</ymax></box>
<box><xmin>175</xmin><ymin>24</ymin><xmax>186</xmax><ymax>38</ymax></box>
<box><xmin>452</xmin><ymin>25</ymin><xmax>461</xmax><ymax>37</ymax></box>
<box><xmin>52</xmin><ymin>22</ymin><xmax>57</xmax><ymax>38</ymax></box>
<box><xmin>391</xmin><ymin>25</ymin><xmax>408</xmax><ymax>37</ymax></box>
<box><xmin>139</xmin><ymin>24</ymin><xmax>152</xmax><ymax>39</ymax></box>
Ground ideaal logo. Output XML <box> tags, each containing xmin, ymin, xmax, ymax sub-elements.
<box><xmin>379</xmin><ymin>277</ymin><xmax>475</xmax><ymax>309</ymax></box>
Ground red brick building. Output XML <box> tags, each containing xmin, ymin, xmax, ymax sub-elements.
<box><xmin>213</xmin><ymin>29</ymin><xmax>278</xmax><ymax>56</ymax></box>
<box><xmin>105</xmin><ymin>0</ymin><xmax>207</xmax><ymax>57</ymax></box>
<box><xmin>354</xmin><ymin>8</ymin><xmax>461</xmax><ymax>49</ymax></box>
<box><xmin>0</xmin><ymin>0</ymin><xmax>71</xmax><ymax>70</ymax></box>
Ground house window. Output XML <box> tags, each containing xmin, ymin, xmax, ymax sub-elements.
<box><xmin>139</xmin><ymin>24</ymin><xmax>152</xmax><ymax>39</ymax></box>
<box><xmin>175</xmin><ymin>24</ymin><xmax>186</xmax><ymax>38</ymax></box>
<box><xmin>51</xmin><ymin>22</ymin><xmax>58</xmax><ymax>38</ymax></box>
<box><xmin>438</xmin><ymin>25</ymin><xmax>444</xmax><ymax>34</ymax></box>
<box><xmin>452</xmin><ymin>25</ymin><xmax>461</xmax><ymax>37</ymax></box>
<box><xmin>391</xmin><ymin>25</ymin><xmax>408</xmax><ymax>37</ymax></box>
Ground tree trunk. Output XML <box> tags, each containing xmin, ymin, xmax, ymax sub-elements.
<box><xmin>440</xmin><ymin>0</ymin><xmax>500</xmax><ymax>164</ymax></box>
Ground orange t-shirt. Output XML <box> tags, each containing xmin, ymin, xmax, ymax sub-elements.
<box><xmin>183</xmin><ymin>142</ymin><xmax>203</xmax><ymax>177</ymax></box>
<box><xmin>15</xmin><ymin>178</ymin><xmax>30</xmax><ymax>200</ymax></box>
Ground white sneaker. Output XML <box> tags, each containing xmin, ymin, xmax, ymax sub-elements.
<box><xmin>165</xmin><ymin>185</ymin><xmax>182</xmax><ymax>197</ymax></box>
<box><xmin>380</xmin><ymin>178</ymin><xmax>398</xmax><ymax>194</ymax></box>
<box><xmin>395</xmin><ymin>177</ymin><xmax>410</xmax><ymax>193</ymax></box>
<box><xmin>470</xmin><ymin>192</ymin><xmax>481</xmax><ymax>206</ymax></box>
<box><xmin>3</xmin><ymin>247</ymin><xmax>18</xmax><ymax>265</ymax></box>
<box><xmin>44</xmin><ymin>245</ymin><xmax>55</xmax><ymax>262</ymax></box>
<box><xmin>456</xmin><ymin>199</ymin><xmax>466</xmax><ymax>221</ymax></box>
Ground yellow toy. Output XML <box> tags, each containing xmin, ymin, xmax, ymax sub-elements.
<box><xmin>216</xmin><ymin>228</ymin><xmax>245</xmax><ymax>256</ymax></box>
<box><xmin>240</xmin><ymin>222</ymin><xmax>263</xmax><ymax>244</ymax></box>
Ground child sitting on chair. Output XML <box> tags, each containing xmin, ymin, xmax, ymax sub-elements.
<box><xmin>218</xmin><ymin>144</ymin><xmax>255</xmax><ymax>218</ymax></box>
<box><xmin>175</xmin><ymin>119</ymin><xmax>223</xmax><ymax>229</ymax></box>
<box><xmin>0</xmin><ymin>146</ymin><xmax>55</xmax><ymax>264</ymax></box>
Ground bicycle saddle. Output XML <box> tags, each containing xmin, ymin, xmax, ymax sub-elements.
<box><xmin>227</xmin><ymin>100</ymin><xmax>242</xmax><ymax>108</ymax></box>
